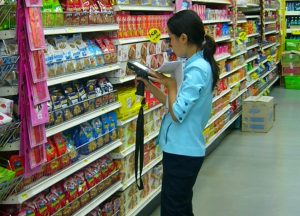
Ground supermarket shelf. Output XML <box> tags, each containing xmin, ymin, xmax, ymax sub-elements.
<box><xmin>262</xmin><ymin>42</ymin><xmax>276</xmax><ymax>50</ymax></box>
<box><xmin>220</xmin><ymin>64</ymin><xmax>246</xmax><ymax>79</ymax></box>
<box><xmin>230</xmin><ymin>88</ymin><xmax>247</xmax><ymax>102</ymax></box>
<box><xmin>261</xmin><ymin>66</ymin><xmax>277</xmax><ymax>79</ymax></box>
<box><xmin>113</xmin><ymin>5</ymin><xmax>174</xmax><ymax>11</ymax></box>
<box><xmin>203</xmin><ymin>19</ymin><xmax>231</xmax><ymax>24</ymax></box>
<box><xmin>0</xmin><ymin>29</ymin><xmax>16</xmax><ymax>39</ymax></box>
<box><xmin>206</xmin><ymin>111</ymin><xmax>242</xmax><ymax>148</ymax></box>
<box><xmin>260</xmin><ymin>58</ymin><xmax>268</xmax><ymax>65</ymax></box>
<box><xmin>118</xmin><ymin>103</ymin><xmax>163</xmax><ymax>126</ymax></box>
<box><xmin>121</xmin><ymin>155</ymin><xmax>163</xmax><ymax>191</ymax></box>
<box><xmin>44</xmin><ymin>24</ymin><xmax>119</xmax><ymax>35</ymax></box>
<box><xmin>215</xmin><ymin>53</ymin><xmax>231</xmax><ymax>61</ymax></box>
<box><xmin>0</xmin><ymin>86</ymin><xmax>18</xmax><ymax>97</ymax></box>
<box><xmin>229</xmin><ymin>77</ymin><xmax>247</xmax><ymax>88</ymax></box>
<box><xmin>73</xmin><ymin>181</ymin><xmax>123</xmax><ymax>216</ymax></box>
<box><xmin>215</xmin><ymin>36</ymin><xmax>231</xmax><ymax>42</ymax></box>
<box><xmin>111</xmin><ymin>130</ymin><xmax>160</xmax><ymax>159</ymax></box>
<box><xmin>237</xmin><ymin>20</ymin><xmax>247</xmax><ymax>24</ymax></box>
<box><xmin>265</xmin><ymin>8</ymin><xmax>278</xmax><ymax>11</ymax></box>
<box><xmin>247</xmin><ymin>3</ymin><xmax>259</xmax><ymax>7</ymax></box>
<box><xmin>192</xmin><ymin>0</ymin><xmax>231</xmax><ymax>4</ymax></box>
<box><xmin>0</xmin><ymin>140</ymin><xmax>20</xmax><ymax>151</ymax></box>
<box><xmin>286</xmin><ymin>11</ymin><xmax>300</xmax><ymax>16</ymax></box>
<box><xmin>47</xmin><ymin>64</ymin><xmax>120</xmax><ymax>86</ymax></box>
<box><xmin>127</xmin><ymin>186</ymin><xmax>162</xmax><ymax>216</ymax></box>
<box><xmin>247</xmin><ymin>33</ymin><xmax>259</xmax><ymax>37</ymax></box>
<box><xmin>109</xmin><ymin>75</ymin><xmax>136</xmax><ymax>84</ymax></box>
<box><xmin>264</xmin><ymin>20</ymin><xmax>276</xmax><ymax>25</ymax></box>
<box><xmin>246</xmin><ymin>55</ymin><xmax>259</xmax><ymax>63</ymax></box>
<box><xmin>258</xmin><ymin>76</ymin><xmax>279</xmax><ymax>96</ymax></box>
<box><xmin>247</xmin><ymin>78</ymin><xmax>259</xmax><ymax>87</ymax></box>
<box><xmin>286</xmin><ymin>28</ymin><xmax>300</xmax><ymax>33</ymax></box>
<box><xmin>212</xmin><ymin>89</ymin><xmax>231</xmax><ymax>103</ymax></box>
<box><xmin>245</xmin><ymin>15</ymin><xmax>260</xmax><ymax>19</ymax></box>
<box><xmin>206</xmin><ymin>105</ymin><xmax>231</xmax><ymax>128</ymax></box>
<box><xmin>114</xmin><ymin>34</ymin><xmax>169</xmax><ymax>45</ymax></box>
<box><xmin>229</xmin><ymin>50</ymin><xmax>247</xmax><ymax>59</ymax></box>
<box><xmin>46</xmin><ymin>102</ymin><xmax>121</xmax><ymax>137</ymax></box>
<box><xmin>276</xmin><ymin>42</ymin><xmax>280</xmax><ymax>47</ymax></box>
<box><xmin>247</xmin><ymin>66</ymin><xmax>259</xmax><ymax>75</ymax></box>
<box><xmin>265</xmin><ymin>30</ymin><xmax>277</xmax><ymax>35</ymax></box>
<box><xmin>247</xmin><ymin>43</ymin><xmax>259</xmax><ymax>50</ymax></box>
<box><xmin>0</xmin><ymin>139</ymin><xmax>122</xmax><ymax>204</ymax></box>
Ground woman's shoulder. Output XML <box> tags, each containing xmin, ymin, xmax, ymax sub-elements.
<box><xmin>185</xmin><ymin>58</ymin><xmax>212</xmax><ymax>80</ymax></box>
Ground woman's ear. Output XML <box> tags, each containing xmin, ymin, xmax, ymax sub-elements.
<box><xmin>179</xmin><ymin>33</ymin><xmax>188</xmax><ymax>44</ymax></box>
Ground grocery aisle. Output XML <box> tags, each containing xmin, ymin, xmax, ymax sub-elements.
<box><xmin>150</xmin><ymin>87</ymin><xmax>300</xmax><ymax>216</ymax></box>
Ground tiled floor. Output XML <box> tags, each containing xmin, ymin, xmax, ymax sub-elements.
<box><xmin>150</xmin><ymin>87</ymin><xmax>300</xmax><ymax>216</ymax></box>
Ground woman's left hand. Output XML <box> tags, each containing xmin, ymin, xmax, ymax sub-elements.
<box><xmin>148</xmin><ymin>70</ymin><xmax>177</xmax><ymax>89</ymax></box>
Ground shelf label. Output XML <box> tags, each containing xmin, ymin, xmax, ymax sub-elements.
<box><xmin>66</xmin><ymin>28</ymin><xmax>75</xmax><ymax>33</ymax></box>
<box><xmin>292</xmin><ymin>30</ymin><xmax>300</xmax><ymax>35</ymax></box>
<box><xmin>83</xmin><ymin>159</ymin><xmax>89</xmax><ymax>164</ymax></box>
<box><xmin>239</xmin><ymin>32</ymin><xmax>247</xmax><ymax>42</ymax></box>
<box><xmin>21</xmin><ymin>193</ymin><xmax>29</xmax><ymax>200</ymax></box>
<box><xmin>148</xmin><ymin>28</ymin><xmax>161</xmax><ymax>44</ymax></box>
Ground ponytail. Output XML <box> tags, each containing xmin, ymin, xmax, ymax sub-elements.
<box><xmin>203</xmin><ymin>35</ymin><xmax>220</xmax><ymax>90</ymax></box>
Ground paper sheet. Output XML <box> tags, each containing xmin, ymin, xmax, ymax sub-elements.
<box><xmin>156</xmin><ymin>61</ymin><xmax>183</xmax><ymax>90</ymax></box>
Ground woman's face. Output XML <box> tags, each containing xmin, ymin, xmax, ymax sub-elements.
<box><xmin>167</xmin><ymin>28</ymin><xmax>186</xmax><ymax>58</ymax></box>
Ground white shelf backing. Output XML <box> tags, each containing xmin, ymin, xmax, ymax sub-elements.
<box><xmin>113</xmin><ymin>5</ymin><xmax>174</xmax><ymax>11</ymax></box>
<box><xmin>258</xmin><ymin>76</ymin><xmax>279</xmax><ymax>96</ymax></box>
<box><xmin>215</xmin><ymin>36</ymin><xmax>231</xmax><ymax>42</ymax></box>
<box><xmin>0</xmin><ymin>30</ymin><xmax>16</xmax><ymax>39</ymax></box>
<box><xmin>44</xmin><ymin>24</ymin><xmax>119</xmax><ymax>35</ymax></box>
<box><xmin>46</xmin><ymin>102</ymin><xmax>121</xmax><ymax>137</ymax></box>
<box><xmin>264</xmin><ymin>21</ymin><xmax>277</xmax><ymax>25</ymax></box>
<box><xmin>0</xmin><ymin>140</ymin><xmax>20</xmax><ymax>151</ymax></box>
<box><xmin>206</xmin><ymin>111</ymin><xmax>242</xmax><ymax>148</ymax></box>
<box><xmin>247</xmin><ymin>66</ymin><xmax>259</xmax><ymax>75</ymax></box>
<box><xmin>206</xmin><ymin>105</ymin><xmax>231</xmax><ymax>128</ymax></box>
<box><xmin>47</xmin><ymin>64</ymin><xmax>120</xmax><ymax>86</ymax></box>
<box><xmin>73</xmin><ymin>181</ymin><xmax>122</xmax><ymax>216</ymax></box>
<box><xmin>229</xmin><ymin>50</ymin><xmax>247</xmax><ymax>59</ymax></box>
<box><xmin>286</xmin><ymin>11</ymin><xmax>300</xmax><ymax>16</ymax></box>
<box><xmin>247</xmin><ymin>43</ymin><xmax>259</xmax><ymax>50</ymax></box>
<box><xmin>265</xmin><ymin>30</ymin><xmax>277</xmax><ymax>35</ymax></box>
<box><xmin>108</xmin><ymin>75</ymin><xmax>136</xmax><ymax>84</ymax></box>
<box><xmin>246</xmin><ymin>15</ymin><xmax>260</xmax><ymax>19</ymax></box>
<box><xmin>230</xmin><ymin>88</ymin><xmax>247</xmax><ymax>102</ymax></box>
<box><xmin>114</xmin><ymin>34</ymin><xmax>169</xmax><ymax>45</ymax></box>
<box><xmin>192</xmin><ymin>0</ymin><xmax>231</xmax><ymax>4</ymax></box>
<box><xmin>203</xmin><ymin>19</ymin><xmax>231</xmax><ymax>24</ymax></box>
<box><xmin>215</xmin><ymin>53</ymin><xmax>231</xmax><ymax>61</ymax></box>
<box><xmin>127</xmin><ymin>186</ymin><xmax>162</xmax><ymax>216</ymax></box>
<box><xmin>212</xmin><ymin>89</ymin><xmax>231</xmax><ymax>103</ymax></box>
<box><xmin>262</xmin><ymin>42</ymin><xmax>276</xmax><ymax>50</ymax></box>
<box><xmin>0</xmin><ymin>86</ymin><xmax>18</xmax><ymax>97</ymax></box>
<box><xmin>247</xmin><ymin>33</ymin><xmax>259</xmax><ymax>37</ymax></box>
<box><xmin>121</xmin><ymin>155</ymin><xmax>163</xmax><ymax>191</ymax></box>
<box><xmin>220</xmin><ymin>64</ymin><xmax>246</xmax><ymax>79</ymax></box>
<box><xmin>118</xmin><ymin>103</ymin><xmax>163</xmax><ymax>126</ymax></box>
<box><xmin>0</xmin><ymin>140</ymin><xmax>122</xmax><ymax>204</ymax></box>
<box><xmin>230</xmin><ymin>77</ymin><xmax>247</xmax><ymax>88</ymax></box>
<box><xmin>246</xmin><ymin>55</ymin><xmax>259</xmax><ymax>63</ymax></box>
<box><xmin>111</xmin><ymin>130</ymin><xmax>160</xmax><ymax>159</ymax></box>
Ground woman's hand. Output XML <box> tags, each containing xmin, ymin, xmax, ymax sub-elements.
<box><xmin>148</xmin><ymin>70</ymin><xmax>177</xmax><ymax>89</ymax></box>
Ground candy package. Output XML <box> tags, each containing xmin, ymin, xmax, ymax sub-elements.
<box><xmin>46</xmin><ymin>192</ymin><xmax>62</xmax><ymax>214</ymax></box>
<box><xmin>29</xmin><ymin>50</ymin><xmax>48</xmax><ymax>83</ymax></box>
<box><xmin>32</xmin><ymin>194</ymin><xmax>51</xmax><ymax>216</ymax></box>
<box><xmin>28</xmin><ymin>144</ymin><xmax>47</xmax><ymax>169</ymax></box>
<box><xmin>63</xmin><ymin>177</ymin><xmax>78</xmax><ymax>202</ymax></box>
<box><xmin>25</xmin><ymin>8</ymin><xmax>46</xmax><ymax>50</ymax></box>
<box><xmin>0</xmin><ymin>98</ymin><xmax>14</xmax><ymax>117</ymax></box>
<box><xmin>25</xmin><ymin>0</ymin><xmax>42</xmax><ymax>7</ymax></box>
<box><xmin>51</xmin><ymin>184</ymin><xmax>67</xmax><ymax>207</ymax></box>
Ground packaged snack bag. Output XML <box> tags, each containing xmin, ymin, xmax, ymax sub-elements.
<box><xmin>32</xmin><ymin>194</ymin><xmax>51</xmax><ymax>216</ymax></box>
<box><xmin>51</xmin><ymin>184</ymin><xmax>67</xmax><ymax>207</ymax></box>
<box><xmin>52</xmin><ymin>0</ymin><xmax>64</xmax><ymax>26</ymax></box>
<box><xmin>74</xmin><ymin>171</ymin><xmax>88</xmax><ymax>196</ymax></box>
<box><xmin>63</xmin><ymin>177</ymin><xmax>79</xmax><ymax>202</ymax></box>
<box><xmin>90</xmin><ymin>118</ymin><xmax>104</xmax><ymax>147</ymax></box>
<box><xmin>46</xmin><ymin>192</ymin><xmax>62</xmax><ymax>214</ymax></box>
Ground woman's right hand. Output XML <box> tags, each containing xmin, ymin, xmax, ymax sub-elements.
<box><xmin>135</xmin><ymin>77</ymin><xmax>154</xmax><ymax>91</ymax></box>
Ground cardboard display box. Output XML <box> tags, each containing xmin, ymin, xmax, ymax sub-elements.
<box><xmin>242</xmin><ymin>96</ymin><xmax>274</xmax><ymax>133</ymax></box>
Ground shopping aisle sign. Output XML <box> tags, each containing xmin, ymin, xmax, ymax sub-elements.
<box><xmin>292</xmin><ymin>30</ymin><xmax>300</xmax><ymax>35</ymax></box>
<box><xmin>148</xmin><ymin>28</ymin><xmax>161</xmax><ymax>44</ymax></box>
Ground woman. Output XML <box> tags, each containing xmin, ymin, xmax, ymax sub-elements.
<box><xmin>138</xmin><ymin>10</ymin><xmax>219</xmax><ymax>216</ymax></box>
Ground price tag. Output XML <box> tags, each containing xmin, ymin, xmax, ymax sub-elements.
<box><xmin>21</xmin><ymin>193</ymin><xmax>29</xmax><ymax>200</ymax></box>
<box><xmin>267</xmin><ymin>55</ymin><xmax>274</xmax><ymax>62</ymax></box>
<box><xmin>83</xmin><ymin>159</ymin><xmax>89</xmax><ymax>164</ymax></box>
<box><xmin>292</xmin><ymin>30</ymin><xmax>300</xmax><ymax>35</ymax></box>
<box><xmin>66</xmin><ymin>28</ymin><xmax>75</xmax><ymax>33</ymax></box>
<box><xmin>239</xmin><ymin>32</ymin><xmax>247</xmax><ymax>42</ymax></box>
<box><xmin>148</xmin><ymin>28</ymin><xmax>161</xmax><ymax>44</ymax></box>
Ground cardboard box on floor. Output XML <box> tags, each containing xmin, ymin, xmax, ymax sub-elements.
<box><xmin>242</xmin><ymin>96</ymin><xmax>274</xmax><ymax>133</ymax></box>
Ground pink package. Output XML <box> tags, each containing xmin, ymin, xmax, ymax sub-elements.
<box><xmin>25</xmin><ymin>0</ymin><xmax>42</xmax><ymax>7</ymax></box>
<box><xmin>28</xmin><ymin>144</ymin><xmax>47</xmax><ymax>169</ymax></box>
<box><xmin>28</xmin><ymin>100</ymin><xmax>49</xmax><ymax>127</ymax></box>
<box><xmin>31</xmin><ymin>81</ymin><xmax>50</xmax><ymax>106</ymax></box>
<box><xmin>25</xmin><ymin>8</ymin><xmax>46</xmax><ymax>51</ymax></box>
<box><xmin>27</xmin><ymin>116</ymin><xmax>47</xmax><ymax>147</ymax></box>
<box><xmin>29</xmin><ymin>50</ymin><xmax>48</xmax><ymax>83</ymax></box>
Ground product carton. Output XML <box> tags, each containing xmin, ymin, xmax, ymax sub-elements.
<box><xmin>242</xmin><ymin>96</ymin><xmax>274</xmax><ymax>133</ymax></box>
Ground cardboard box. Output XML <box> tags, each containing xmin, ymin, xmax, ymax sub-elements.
<box><xmin>242</xmin><ymin>96</ymin><xmax>274</xmax><ymax>133</ymax></box>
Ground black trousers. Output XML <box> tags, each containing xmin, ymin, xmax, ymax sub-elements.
<box><xmin>161</xmin><ymin>152</ymin><xmax>205</xmax><ymax>216</ymax></box>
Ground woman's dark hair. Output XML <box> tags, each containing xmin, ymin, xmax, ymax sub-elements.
<box><xmin>167</xmin><ymin>10</ymin><xmax>220</xmax><ymax>90</ymax></box>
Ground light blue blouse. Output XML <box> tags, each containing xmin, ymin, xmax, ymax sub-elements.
<box><xmin>157</xmin><ymin>51</ymin><xmax>213</xmax><ymax>157</ymax></box>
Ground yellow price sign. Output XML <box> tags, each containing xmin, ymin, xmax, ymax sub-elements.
<box><xmin>239</xmin><ymin>32</ymin><xmax>247</xmax><ymax>42</ymax></box>
<box><xmin>21</xmin><ymin>193</ymin><xmax>29</xmax><ymax>200</ymax></box>
<box><xmin>148</xmin><ymin>28</ymin><xmax>161</xmax><ymax>44</ymax></box>
<box><xmin>292</xmin><ymin>30</ymin><xmax>300</xmax><ymax>35</ymax></box>
<box><xmin>267</xmin><ymin>55</ymin><xmax>274</xmax><ymax>62</ymax></box>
